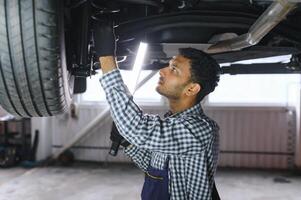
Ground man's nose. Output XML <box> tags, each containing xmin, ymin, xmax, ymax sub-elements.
<box><xmin>159</xmin><ymin>65</ymin><xmax>168</xmax><ymax>76</ymax></box>
<box><xmin>159</xmin><ymin>69</ymin><xmax>164</xmax><ymax>76</ymax></box>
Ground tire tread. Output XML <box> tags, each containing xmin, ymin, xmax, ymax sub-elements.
<box><xmin>0</xmin><ymin>0</ymin><xmax>71</xmax><ymax>117</ymax></box>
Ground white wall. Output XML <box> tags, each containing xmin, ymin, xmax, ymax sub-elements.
<box><xmin>32</xmin><ymin>103</ymin><xmax>297</xmax><ymax>169</ymax></box>
<box><xmin>206</xmin><ymin>106</ymin><xmax>295</xmax><ymax>169</ymax></box>
<box><xmin>295</xmin><ymin>89</ymin><xmax>301</xmax><ymax>168</ymax></box>
<box><xmin>32</xmin><ymin>103</ymin><xmax>168</xmax><ymax>162</ymax></box>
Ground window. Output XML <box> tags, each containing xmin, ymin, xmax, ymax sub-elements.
<box><xmin>208</xmin><ymin>55</ymin><xmax>301</xmax><ymax>106</ymax></box>
<box><xmin>208</xmin><ymin>74</ymin><xmax>300</xmax><ymax>105</ymax></box>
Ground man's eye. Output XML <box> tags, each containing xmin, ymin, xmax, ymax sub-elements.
<box><xmin>170</xmin><ymin>66</ymin><xmax>176</xmax><ymax>71</ymax></box>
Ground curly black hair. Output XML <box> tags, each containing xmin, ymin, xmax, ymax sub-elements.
<box><xmin>179</xmin><ymin>48</ymin><xmax>221</xmax><ymax>102</ymax></box>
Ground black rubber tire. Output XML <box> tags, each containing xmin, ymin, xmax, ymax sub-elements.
<box><xmin>0</xmin><ymin>0</ymin><xmax>72</xmax><ymax>117</ymax></box>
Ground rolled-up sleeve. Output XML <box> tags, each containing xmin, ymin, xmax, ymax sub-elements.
<box><xmin>100</xmin><ymin>69</ymin><xmax>211</xmax><ymax>155</ymax></box>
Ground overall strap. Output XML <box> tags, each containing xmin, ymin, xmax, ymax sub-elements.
<box><xmin>212</xmin><ymin>181</ymin><xmax>221</xmax><ymax>200</ymax></box>
<box><xmin>163</xmin><ymin>155</ymin><xmax>170</xmax><ymax>170</ymax></box>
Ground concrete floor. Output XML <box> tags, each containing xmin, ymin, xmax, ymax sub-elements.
<box><xmin>0</xmin><ymin>163</ymin><xmax>300</xmax><ymax>200</ymax></box>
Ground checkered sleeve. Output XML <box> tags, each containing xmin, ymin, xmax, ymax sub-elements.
<box><xmin>100</xmin><ymin>69</ymin><xmax>212</xmax><ymax>155</ymax></box>
<box><xmin>124</xmin><ymin>145</ymin><xmax>151</xmax><ymax>172</ymax></box>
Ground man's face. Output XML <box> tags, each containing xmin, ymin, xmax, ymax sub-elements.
<box><xmin>156</xmin><ymin>55</ymin><xmax>192</xmax><ymax>99</ymax></box>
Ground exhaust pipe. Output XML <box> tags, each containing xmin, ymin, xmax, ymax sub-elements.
<box><xmin>207</xmin><ymin>0</ymin><xmax>297</xmax><ymax>54</ymax></box>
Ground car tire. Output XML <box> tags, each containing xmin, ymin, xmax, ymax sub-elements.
<box><xmin>0</xmin><ymin>0</ymin><xmax>73</xmax><ymax>117</ymax></box>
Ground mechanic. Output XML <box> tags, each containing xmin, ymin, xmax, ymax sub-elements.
<box><xmin>95</xmin><ymin>21</ymin><xmax>221</xmax><ymax>200</ymax></box>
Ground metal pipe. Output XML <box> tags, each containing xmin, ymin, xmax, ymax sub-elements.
<box><xmin>133</xmin><ymin>70</ymin><xmax>158</xmax><ymax>94</ymax></box>
<box><xmin>207</xmin><ymin>0</ymin><xmax>297</xmax><ymax>54</ymax></box>
<box><xmin>221</xmin><ymin>63</ymin><xmax>299</xmax><ymax>74</ymax></box>
<box><xmin>115</xmin><ymin>0</ymin><xmax>163</xmax><ymax>8</ymax></box>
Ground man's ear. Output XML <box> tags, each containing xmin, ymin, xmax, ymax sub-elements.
<box><xmin>186</xmin><ymin>83</ymin><xmax>201</xmax><ymax>97</ymax></box>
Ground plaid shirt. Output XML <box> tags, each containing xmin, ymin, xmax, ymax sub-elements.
<box><xmin>100</xmin><ymin>69</ymin><xmax>219</xmax><ymax>200</ymax></box>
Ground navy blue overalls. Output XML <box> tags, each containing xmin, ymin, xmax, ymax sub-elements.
<box><xmin>141</xmin><ymin>157</ymin><xmax>170</xmax><ymax>200</ymax></box>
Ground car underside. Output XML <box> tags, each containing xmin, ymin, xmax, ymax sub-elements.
<box><xmin>0</xmin><ymin>0</ymin><xmax>301</xmax><ymax>117</ymax></box>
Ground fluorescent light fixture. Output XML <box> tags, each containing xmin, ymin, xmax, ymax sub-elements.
<box><xmin>234</xmin><ymin>55</ymin><xmax>292</xmax><ymax>64</ymax></box>
<box><xmin>219</xmin><ymin>55</ymin><xmax>292</xmax><ymax>67</ymax></box>
<box><xmin>128</xmin><ymin>42</ymin><xmax>148</xmax><ymax>94</ymax></box>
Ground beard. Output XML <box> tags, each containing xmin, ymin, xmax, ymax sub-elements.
<box><xmin>156</xmin><ymin>83</ymin><xmax>185</xmax><ymax>100</ymax></box>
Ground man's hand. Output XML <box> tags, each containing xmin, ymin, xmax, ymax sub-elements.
<box><xmin>110</xmin><ymin>122</ymin><xmax>130</xmax><ymax>148</ymax></box>
<box><xmin>94</xmin><ymin>19</ymin><xmax>118</xmax><ymax>74</ymax></box>
<box><xmin>94</xmin><ymin>20</ymin><xmax>116</xmax><ymax>57</ymax></box>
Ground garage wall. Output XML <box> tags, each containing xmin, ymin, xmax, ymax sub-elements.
<box><xmin>32</xmin><ymin>104</ymin><xmax>296</xmax><ymax>169</ymax></box>
<box><xmin>207</xmin><ymin>107</ymin><xmax>295</xmax><ymax>169</ymax></box>
<box><xmin>37</xmin><ymin>104</ymin><xmax>168</xmax><ymax>163</ymax></box>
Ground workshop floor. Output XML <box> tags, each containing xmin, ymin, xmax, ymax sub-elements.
<box><xmin>0</xmin><ymin>163</ymin><xmax>300</xmax><ymax>200</ymax></box>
